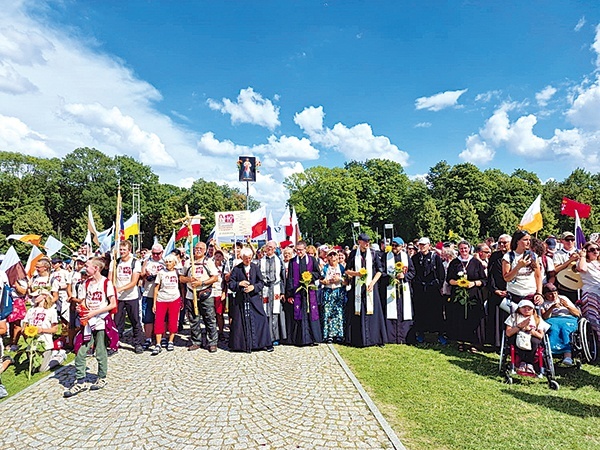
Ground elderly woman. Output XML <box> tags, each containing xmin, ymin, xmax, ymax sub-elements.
<box><xmin>320</xmin><ymin>250</ymin><xmax>346</xmax><ymax>343</ymax></box>
<box><xmin>576</xmin><ymin>241</ymin><xmax>600</xmax><ymax>343</ymax></box>
<box><xmin>446</xmin><ymin>241</ymin><xmax>487</xmax><ymax>352</ymax></box>
<box><xmin>502</xmin><ymin>230</ymin><xmax>543</xmax><ymax>306</ymax></box>
<box><xmin>29</xmin><ymin>257</ymin><xmax>59</xmax><ymax>303</ymax></box>
<box><xmin>151</xmin><ymin>254</ymin><xmax>181</xmax><ymax>355</ymax></box>
<box><xmin>541</xmin><ymin>282</ymin><xmax>580</xmax><ymax>366</ymax></box>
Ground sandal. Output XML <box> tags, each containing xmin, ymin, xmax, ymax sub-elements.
<box><xmin>458</xmin><ymin>344</ymin><xmax>465</xmax><ymax>352</ymax></box>
<box><xmin>166</xmin><ymin>342</ymin><xmax>174</xmax><ymax>352</ymax></box>
<box><xmin>468</xmin><ymin>346</ymin><xmax>479</xmax><ymax>354</ymax></box>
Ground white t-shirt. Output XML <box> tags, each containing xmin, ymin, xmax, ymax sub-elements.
<box><xmin>51</xmin><ymin>269</ymin><xmax>71</xmax><ymax>291</ymax></box>
<box><xmin>114</xmin><ymin>257</ymin><xmax>142</xmax><ymax>301</ymax></box>
<box><xmin>155</xmin><ymin>270</ymin><xmax>181</xmax><ymax>302</ymax></box>
<box><xmin>24</xmin><ymin>306</ymin><xmax>58</xmax><ymax>349</ymax></box>
<box><xmin>503</xmin><ymin>251</ymin><xmax>537</xmax><ymax>297</ymax></box>
<box><xmin>142</xmin><ymin>259</ymin><xmax>165</xmax><ymax>297</ymax></box>
<box><xmin>183</xmin><ymin>259</ymin><xmax>217</xmax><ymax>300</ymax></box>
<box><xmin>580</xmin><ymin>260</ymin><xmax>600</xmax><ymax>296</ymax></box>
<box><xmin>505</xmin><ymin>313</ymin><xmax>550</xmax><ymax>334</ymax></box>
<box><xmin>83</xmin><ymin>277</ymin><xmax>114</xmax><ymax>331</ymax></box>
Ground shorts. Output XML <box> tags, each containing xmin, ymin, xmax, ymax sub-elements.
<box><xmin>141</xmin><ymin>296</ymin><xmax>155</xmax><ymax>324</ymax></box>
<box><xmin>214</xmin><ymin>296</ymin><xmax>224</xmax><ymax>315</ymax></box>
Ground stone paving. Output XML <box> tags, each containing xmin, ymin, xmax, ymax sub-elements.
<box><xmin>0</xmin><ymin>339</ymin><xmax>401</xmax><ymax>449</ymax></box>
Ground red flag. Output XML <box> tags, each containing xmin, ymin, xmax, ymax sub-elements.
<box><xmin>176</xmin><ymin>218</ymin><xmax>201</xmax><ymax>241</ymax></box>
<box><xmin>250</xmin><ymin>207</ymin><xmax>267</xmax><ymax>239</ymax></box>
<box><xmin>561</xmin><ymin>197</ymin><xmax>591</xmax><ymax>219</ymax></box>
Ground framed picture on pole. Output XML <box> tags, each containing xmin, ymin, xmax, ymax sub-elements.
<box><xmin>238</xmin><ymin>156</ymin><xmax>256</xmax><ymax>182</ymax></box>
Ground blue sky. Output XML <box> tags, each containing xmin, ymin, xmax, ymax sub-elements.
<box><xmin>1</xmin><ymin>1</ymin><xmax>600</xmax><ymax>218</ymax></box>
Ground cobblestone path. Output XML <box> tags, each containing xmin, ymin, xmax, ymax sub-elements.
<box><xmin>0</xmin><ymin>342</ymin><xmax>402</xmax><ymax>449</ymax></box>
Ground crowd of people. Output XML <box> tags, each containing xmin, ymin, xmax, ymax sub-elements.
<box><xmin>1</xmin><ymin>227</ymin><xmax>600</xmax><ymax>398</ymax></box>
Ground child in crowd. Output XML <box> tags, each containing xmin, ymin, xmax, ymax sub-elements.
<box><xmin>505</xmin><ymin>299</ymin><xmax>549</xmax><ymax>374</ymax></box>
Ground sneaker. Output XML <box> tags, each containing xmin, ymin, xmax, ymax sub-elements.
<box><xmin>134</xmin><ymin>345</ymin><xmax>144</xmax><ymax>354</ymax></box>
<box><xmin>166</xmin><ymin>342</ymin><xmax>174</xmax><ymax>352</ymax></box>
<box><xmin>64</xmin><ymin>380</ymin><xmax>87</xmax><ymax>398</ymax></box>
<box><xmin>415</xmin><ymin>334</ymin><xmax>425</xmax><ymax>344</ymax></box>
<box><xmin>142</xmin><ymin>339</ymin><xmax>152</xmax><ymax>350</ymax></box>
<box><xmin>563</xmin><ymin>357</ymin><xmax>574</xmax><ymax>366</ymax></box>
<box><xmin>107</xmin><ymin>348</ymin><xmax>118</xmax><ymax>357</ymax></box>
<box><xmin>89</xmin><ymin>378</ymin><xmax>107</xmax><ymax>391</ymax></box>
<box><xmin>437</xmin><ymin>335</ymin><xmax>448</xmax><ymax>346</ymax></box>
<box><xmin>209</xmin><ymin>345</ymin><xmax>218</xmax><ymax>353</ymax></box>
<box><xmin>265</xmin><ymin>346</ymin><xmax>274</xmax><ymax>352</ymax></box>
<box><xmin>0</xmin><ymin>384</ymin><xmax>8</xmax><ymax>399</ymax></box>
<box><xmin>151</xmin><ymin>345</ymin><xmax>162</xmax><ymax>356</ymax></box>
<box><xmin>526</xmin><ymin>364</ymin><xmax>536</xmax><ymax>374</ymax></box>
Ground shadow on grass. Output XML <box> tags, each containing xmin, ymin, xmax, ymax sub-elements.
<box><xmin>502</xmin><ymin>389</ymin><xmax>600</xmax><ymax>418</ymax></box>
<box><xmin>436</xmin><ymin>343</ymin><xmax>600</xmax><ymax>390</ymax></box>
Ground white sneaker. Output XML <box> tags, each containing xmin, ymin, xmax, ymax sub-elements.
<box><xmin>89</xmin><ymin>378</ymin><xmax>107</xmax><ymax>391</ymax></box>
<box><xmin>64</xmin><ymin>380</ymin><xmax>88</xmax><ymax>398</ymax></box>
<box><xmin>563</xmin><ymin>357</ymin><xmax>574</xmax><ymax>366</ymax></box>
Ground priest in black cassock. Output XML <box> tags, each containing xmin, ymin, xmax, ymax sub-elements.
<box><xmin>285</xmin><ymin>240</ymin><xmax>322</xmax><ymax>345</ymax></box>
<box><xmin>228</xmin><ymin>247</ymin><xmax>273</xmax><ymax>352</ymax></box>
<box><xmin>381</xmin><ymin>237</ymin><xmax>416</xmax><ymax>344</ymax></box>
<box><xmin>344</xmin><ymin>233</ymin><xmax>388</xmax><ymax>347</ymax></box>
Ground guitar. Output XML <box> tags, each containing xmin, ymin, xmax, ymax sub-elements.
<box><xmin>556</xmin><ymin>262</ymin><xmax>583</xmax><ymax>291</ymax></box>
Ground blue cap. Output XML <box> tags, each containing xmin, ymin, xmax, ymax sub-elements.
<box><xmin>392</xmin><ymin>237</ymin><xmax>404</xmax><ymax>245</ymax></box>
<box><xmin>357</xmin><ymin>233</ymin><xmax>371</xmax><ymax>242</ymax></box>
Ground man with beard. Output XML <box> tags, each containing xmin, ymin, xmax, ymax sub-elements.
<box><xmin>260</xmin><ymin>241</ymin><xmax>286</xmax><ymax>345</ymax></box>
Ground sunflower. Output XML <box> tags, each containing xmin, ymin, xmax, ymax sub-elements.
<box><xmin>456</xmin><ymin>278</ymin><xmax>470</xmax><ymax>289</ymax></box>
<box><xmin>359</xmin><ymin>268</ymin><xmax>368</xmax><ymax>277</ymax></box>
<box><xmin>301</xmin><ymin>271</ymin><xmax>312</xmax><ymax>283</ymax></box>
<box><xmin>24</xmin><ymin>324</ymin><xmax>39</xmax><ymax>338</ymax></box>
<box><xmin>395</xmin><ymin>261</ymin><xmax>404</xmax><ymax>272</ymax></box>
<box><xmin>385</xmin><ymin>245</ymin><xmax>392</xmax><ymax>253</ymax></box>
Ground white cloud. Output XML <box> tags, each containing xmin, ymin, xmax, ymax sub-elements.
<box><xmin>565</xmin><ymin>80</ymin><xmax>600</xmax><ymax>129</ymax></box>
<box><xmin>207</xmin><ymin>87</ymin><xmax>280</xmax><ymax>130</ymax></box>
<box><xmin>295</xmin><ymin>106</ymin><xmax>410</xmax><ymax>166</ymax></box>
<box><xmin>474</xmin><ymin>90</ymin><xmax>501</xmax><ymax>103</ymax></box>
<box><xmin>575</xmin><ymin>16</ymin><xmax>586</xmax><ymax>32</ymax></box>
<box><xmin>414</xmin><ymin>122</ymin><xmax>431</xmax><ymax>128</ymax></box>
<box><xmin>0</xmin><ymin>23</ymin><xmax>54</xmax><ymax>65</ymax></box>
<box><xmin>176</xmin><ymin>177</ymin><xmax>196</xmax><ymax>189</ymax></box>
<box><xmin>415</xmin><ymin>89</ymin><xmax>468</xmax><ymax>111</ymax></box>
<box><xmin>459</xmin><ymin>135</ymin><xmax>495</xmax><ymax>164</ymax></box>
<box><xmin>197</xmin><ymin>131</ymin><xmax>250</xmax><ymax>157</ymax></box>
<box><xmin>62</xmin><ymin>102</ymin><xmax>176</xmax><ymax>167</ymax></box>
<box><xmin>593</xmin><ymin>24</ymin><xmax>600</xmax><ymax>68</ymax></box>
<box><xmin>254</xmin><ymin>135</ymin><xmax>319</xmax><ymax>161</ymax></box>
<box><xmin>535</xmin><ymin>85</ymin><xmax>557</xmax><ymax>107</ymax></box>
<box><xmin>0</xmin><ymin>62</ymin><xmax>37</xmax><ymax>94</ymax></box>
<box><xmin>0</xmin><ymin>114</ymin><xmax>56</xmax><ymax>157</ymax></box>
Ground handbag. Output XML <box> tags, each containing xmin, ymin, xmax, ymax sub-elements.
<box><xmin>0</xmin><ymin>286</ymin><xmax>13</xmax><ymax>321</ymax></box>
<box><xmin>516</xmin><ymin>331</ymin><xmax>532</xmax><ymax>350</ymax></box>
<box><xmin>197</xmin><ymin>287</ymin><xmax>212</xmax><ymax>302</ymax></box>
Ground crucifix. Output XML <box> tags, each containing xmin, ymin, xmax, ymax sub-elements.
<box><xmin>173</xmin><ymin>205</ymin><xmax>205</xmax><ymax>315</ymax></box>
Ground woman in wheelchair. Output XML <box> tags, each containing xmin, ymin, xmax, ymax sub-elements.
<box><xmin>541</xmin><ymin>282</ymin><xmax>580</xmax><ymax>366</ymax></box>
<box><xmin>505</xmin><ymin>299</ymin><xmax>550</xmax><ymax>374</ymax></box>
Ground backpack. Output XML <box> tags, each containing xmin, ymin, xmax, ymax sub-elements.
<box><xmin>0</xmin><ymin>284</ymin><xmax>13</xmax><ymax>321</ymax></box>
<box><xmin>84</xmin><ymin>277</ymin><xmax>119</xmax><ymax>315</ymax></box>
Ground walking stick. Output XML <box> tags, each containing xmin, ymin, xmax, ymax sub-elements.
<box><xmin>173</xmin><ymin>205</ymin><xmax>204</xmax><ymax>316</ymax></box>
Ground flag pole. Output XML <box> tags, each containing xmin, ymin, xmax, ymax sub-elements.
<box><xmin>111</xmin><ymin>185</ymin><xmax>122</xmax><ymax>289</ymax></box>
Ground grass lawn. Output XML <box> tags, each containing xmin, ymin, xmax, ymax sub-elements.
<box><xmin>0</xmin><ymin>349</ymin><xmax>75</xmax><ymax>402</ymax></box>
<box><xmin>337</xmin><ymin>342</ymin><xmax>600</xmax><ymax>450</ymax></box>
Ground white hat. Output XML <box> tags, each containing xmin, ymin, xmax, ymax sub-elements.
<box><xmin>417</xmin><ymin>237</ymin><xmax>430</xmax><ymax>245</ymax></box>
<box><xmin>517</xmin><ymin>299</ymin><xmax>535</xmax><ymax>309</ymax></box>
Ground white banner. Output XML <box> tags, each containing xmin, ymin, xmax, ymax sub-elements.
<box><xmin>214</xmin><ymin>210</ymin><xmax>251</xmax><ymax>237</ymax></box>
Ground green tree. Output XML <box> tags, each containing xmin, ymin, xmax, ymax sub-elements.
<box><xmin>446</xmin><ymin>199</ymin><xmax>480</xmax><ymax>243</ymax></box>
<box><xmin>486</xmin><ymin>203</ymin><xmax>519</xmax><ymax>239</ymax></box>
<box><xmin>414</xmin><ymin>198</ymin><xmax>446</xmax><ymax>243</ymax></box>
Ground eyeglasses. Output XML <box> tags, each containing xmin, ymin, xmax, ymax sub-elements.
<box><xmin>482</xmin><ymin>251</ymin><xmax>491</xmax><ymax>254</ymax></box>
<box><xmin>588</xmin><ymin>248</ymin><xmax>599</xmax><ymax>253</ymax></box>
<box><xmin>564</xmin><ymin>238</ymin><xmax>575</xmax><ymax>242</ymax></box>
<box><xmin>498</xmin><ymin>241</ymin><xmax>509</xmax><ymax>245</ymax></box>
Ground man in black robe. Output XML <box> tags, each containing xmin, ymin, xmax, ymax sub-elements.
<box><xmin>411</xmin><ymin>237</ymin><xmax>447</xmax><ymax>344</ymax></box>
<box><xmin>381</xmin><ymin>237</ymin><xmax>416</xmax><ymax>344</ymax></box>
<box><xmin>486</xmin><ymin>233</ymin><xmax>511</xmax><ymax>349</ymax></box>
<box><xmin>228</xmin><ymin>247</ymin><xmax>272</xmax><ymax>352</ymax></box>
<box><xmin>344</xmin><ymin>233</ymin><xmax>387</xmax><ymax>347</ymax></box>
<box><xmin>285</xmin><ymin>240</ymin><xmax>322</xmax><ymax>346</ymax></box>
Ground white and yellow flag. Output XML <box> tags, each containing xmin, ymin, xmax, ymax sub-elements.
<box><xmin>518</xmin><ymin>194</ymin><xmax>543</xmax><ymax>233</ymax></box>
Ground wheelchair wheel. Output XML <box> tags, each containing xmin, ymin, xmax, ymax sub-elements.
<box><xmin>498</xmin><ymin>332</ymin><xmax>507</xmax><ymax>373</ymax></box>
<box><xmin>579</xmin><ymin>318</ymin><xmax>598</xmax><ymax>363</ymax></box>
<box><xmin>549</xmin><ymin>379</ymin><xmax>560</xmax><ymax>390</ymax></box>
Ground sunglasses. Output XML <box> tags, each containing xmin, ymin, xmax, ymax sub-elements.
<box><xmin>564</xmin><ymin>238</ymin><xmax>575</xmax><ymax>242</ymax></box>
<box><xmin>588</xmin><ymin>248</ymin><xmax>599</xmax><ymax>253</ymax></box>
<box><xmin>152</xmin><ymin>252</ymin><xmax>162</xmax><ymax>255</ymax></box>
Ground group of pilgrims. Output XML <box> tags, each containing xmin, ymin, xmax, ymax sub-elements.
<box><xmin>2</xmin><ymin>225</ymin><xmax>600</xmax><ymax>398</ymax></box>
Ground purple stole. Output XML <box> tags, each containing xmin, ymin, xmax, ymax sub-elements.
<box><xmin>292</xmin><ymin>256</ymin><xmax>319</xmax><ymax>322</ymax></box>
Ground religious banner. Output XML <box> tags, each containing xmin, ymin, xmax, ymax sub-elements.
<box><xmin>215</xmin><ymin>210</ymin><xmax>252</xmax><ymax>237</ymax></box>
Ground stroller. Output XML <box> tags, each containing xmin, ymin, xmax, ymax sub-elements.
<box><xmin>498</xmin><ymin>299</ymin><xmax>597</xmax><ymax>390</ymax></box>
